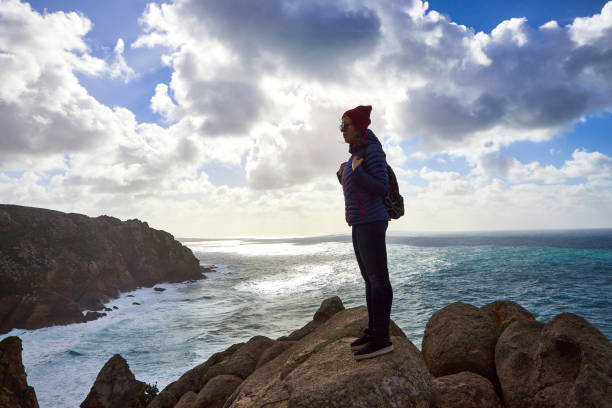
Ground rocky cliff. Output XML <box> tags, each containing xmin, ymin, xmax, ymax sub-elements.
<box><xmin>0</xmin><ymin>204</ymin><xmax>204</xmax><ymax>334</ymax></box>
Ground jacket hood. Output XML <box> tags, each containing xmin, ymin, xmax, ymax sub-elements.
<box><xmin>349</xmin><ymin>129</ymin><xmax>381</xmax><ymax>154</ymax></box>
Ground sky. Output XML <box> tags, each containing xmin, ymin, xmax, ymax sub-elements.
<box><xmin>0</xmin><ymin>0</ymin><xmax>611</xmax><ymax>238</ymax></box>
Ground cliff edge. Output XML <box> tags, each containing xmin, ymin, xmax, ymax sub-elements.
<box><xmin>0</xmin><ymin>204</ymin><xmax>203</xmax><ymax>334</ymax></box>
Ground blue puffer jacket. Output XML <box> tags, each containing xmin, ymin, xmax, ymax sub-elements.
<box><xmin>340</xmin><ymin>129</ymin><xmax>390</xmax><ymax>226</ymax></box>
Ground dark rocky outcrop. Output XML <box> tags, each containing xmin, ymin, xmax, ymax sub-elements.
<box><xmin>83</xmin><ymin>311</ymin><xmax>107</xmax><ymax>322</ymax></box>
<box><xmin>0</xmin><ymin>336</ymin><xmax>39</xmax><ymax>408</ymax></box>
<box><xmin>422</xmin><ymin>301</ymin><xmax>499</xmax><ymax>384</ymax></box>
<box><xmin>430</xmin><ymin>371</ymin><xmax>502</xmax><ymax>408</ymax></box>
<box><xmin>496</xmin><ymin>313</ymin><xmax>612</xmax><ymax>408</ymax></box>
<box><xmin>0</xmin><ymin>204</ymin><xmax>203</xmax><ymax>333</ymax></box>
<box><xmin>80</xmin><ymin>354</ymin><xmax>147</xmax><ymax>408</ymax></box>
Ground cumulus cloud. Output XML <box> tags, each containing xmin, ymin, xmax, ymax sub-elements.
<box><xmin>469</xmin><ymin>148</ymin><xmax>612</xmax><ymax>186</ymax></box>
<box><xmin>132</xmin><ymin>0</ymin><xmax>612</xmax><ymax>187</ymax></box>
<box><xmin>245</xmin><ymin>104</ymin><xmax>348</xmax><ymax>190</ymax></box>
<box><xmin>136</xmin><ymin>0</ymin><xmax>381</xmax><ymax>78</ymax></box>
<box><xmin>375</xmin><ymin>2</ymin><xmax>612</xmax><ymax>156</ymax></box>
<box><xmin>1</xmin><ymin>0</ymin><xmax>612</xmax><ymax>236</ymax></box>
<box><xmin>108</xmin><ymin>38</ymin><xmax>137</xmax><ymax>83</ymax></box>
<box><xmin>569</xmin><ymin>2</ymin><xmax>612</xmax><ymax>46</ymax></box>
<box><xmin>0</xmin><ymin>0</ymin><xmax>142</xmax><ymax>169</ymax></box>
<box><xmin>0</xmin><ymin>0</ymin><xmax>213</xmax><ymax>211</ymax></box>
<box><xmin>561</xmin><ymin>149</ymin><xmax>612</xmax><ymax>179</ymax></box>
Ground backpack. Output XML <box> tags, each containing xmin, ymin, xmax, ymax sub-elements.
<box><xmin>337</xmin><ymin>160</ymin><xmax>404</xmax><ymax>220</ymax></box>
<box><xmin>384</xmin><ymin>164</ymin><xmax>404</xmax><ymax>219</ymax></box>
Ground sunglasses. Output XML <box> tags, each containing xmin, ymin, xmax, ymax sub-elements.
<box><xmin>339</xmin><ymin>122</ymin><xmax>351</xmax><ymax>131</ymax></box>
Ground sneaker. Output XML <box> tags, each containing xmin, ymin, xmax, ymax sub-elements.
<box><xmin>353</xmin><ymin>339</ymin><xmax>393</xmax><ymax>361</ymax></box>
<box><xmin>350</xmin><ymin>328</ymin><xmax>373</xmax><ymax>352</ymax></box>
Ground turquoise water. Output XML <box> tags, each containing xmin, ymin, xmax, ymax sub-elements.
<box><xmin>2</xmin><ymin>231</ymin><xmax>611</xmax><ymax>407</ymax></box>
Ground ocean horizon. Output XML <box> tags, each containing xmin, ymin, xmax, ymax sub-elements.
<box><xmin>2</xmin><ymin>229</ymin><xmax>611</xmax><ymax>407</ymax></box>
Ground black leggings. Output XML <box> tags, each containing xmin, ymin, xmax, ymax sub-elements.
<box><xmin>352</xmin><ymin>220</ymin><xmax>393</xmax><ymax>342</ymax></box>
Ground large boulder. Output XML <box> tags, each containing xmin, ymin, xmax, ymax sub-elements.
<box><xmin>195</xmin><ymin>375</ymin><xmax>243</xmax><ymax>408</ymax></box>
<box><xmin>0</xmin><ymin>336</ymin><xmax>39</xmax><ymax>408</ymax></box>
<box><xmin>496</xmin><ymin>313</ymin><xmax>612</xmax><ymax>408</ymax></box>
<box><xmin>430</xmin><ymin>371</ymin><xmax>502</xmax><ymax>408</ymax></box>
<box><xmin>495</xmin><ymin>319</ymin><xmax>544</xmax><ymax>407</ymax></box>
<box><xmin>224</xmin><ymin>306</ymin><xmax>430</xmax><ymax>408</ymax></box>
<box><xmin>174</xmin><ymin>392</ymin><xmax>197</xmax><ymax>408</ymax></box>
<box><xmin>422</xmin><ymin>302</ymin><xmax>498</xmax><ymax>383</ymax></box>
<box><xmin>481</xmin><ymin>300</ymin><xmax>534</xmax><ymax>335</ymax></box>
<box><xmin>80</xmin><ymin>354</ymin><xmax>147</xmax><ymax>408</ymax></box>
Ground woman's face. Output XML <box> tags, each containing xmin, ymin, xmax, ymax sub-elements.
<box><xmin>341</xmin><ymin>116</ymin><xmax>361</xmax><ymax>144</ymax></box>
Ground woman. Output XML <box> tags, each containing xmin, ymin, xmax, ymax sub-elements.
<box><xmin>337</xmin><ymin>105</ymin><xmax>394</xmax><ymax>361</ymax></box>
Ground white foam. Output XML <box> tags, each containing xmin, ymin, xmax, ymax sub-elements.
<box><xmin>233</xmin><ymin>261</ymin><xmax>358</xmax><ymax>297</ymax></box>
<box><xmin>187</xmin><ymin>240</ymin><xmax>347</xmax><ymax>257</ymax></box>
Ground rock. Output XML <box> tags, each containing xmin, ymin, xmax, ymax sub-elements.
<box><xmin>0</xmin><ymin>204</ymin><xmax>203</xmax><ymax>334</ymax></box>
<box><xmin>127</xmin><ymin>295</ymin><xmax>135</xmax><ymax>298</ymax></box>
<box><xmin>103</xmin><ymin>308</ymin><xmax>112</xmax><ymax>312</ymax></box>
<box><xmin>496</xmin><ymin>313</ymin><xmax>612</xmax><ymax>408</ymax></box>
<box><xmin>422</xmin><ymin>302</ymin><xmax>498</xmax><ymax>384</ymax></box>
<box><xmin>481</xmin><ymin>300</ymin><xmax>534</xmax><ymax>335</ymax></box>
<box><xmin>200</xmin><ymin>336</ymin><xmax>276</xmax><ymax>386</ymax></box>
<box><xmin>0</xmin><ymin>336</ymin><xmax>39</xmax><ymax>408</ymax></box>
<box><xmin>430</xmin><ymin>371</ymin><xmax>502</xmax><ymax>408</ymax></box>
<box><xmin>224</xmin><ymin>305</ymin><xmax>430</xmax><ymax>408</ymax></box>
<box><xmin>196</xmin><ymin>375</ymin><xmax>243</xmax><ymax>408</ymax></box>
<box><xmin>80</xmin><ymin>354</ymin><xmax>147</xmax><ymax>408</ymax></box>
<box><xmin>200</xmin><ymin>266</ymin><xmax>216</xmax><ymax>273</ymax></box>
<box><xmin>83</xmin><ymin>311</ymin><xmax>107</xmax><ymax>322</ymax></box>
<box><xmin>174</xmin><ymin>391</ymin><xmax>197</xmax><ymax>408</ymax></box>
<box><xmin>312</xmin><ymin>296</ymin><xmax>344</xmax><ymax>322</ymax></box>
<box><xmin>154</xmin><ymin>287</ymin><xmax>166</xmax><ymax>292</ymax></box>
<box><xmin>38</xmin><ymin>295</ymin><xmax>85</xmax><ymax>329</ymax></box>
<box><xmin>113</xmin><ymin>306</ymin><xmax>119</xmax><ymax>310</ymax></box>
<box><xmin>495</xmin><ymin>319</ymin><xmax>544</xmax><ymax>408</ymax></box>
<box><xmin>256</xmin><ymin>341</ymin><xmax>295</xmax><ymax>369</ymax></box>
<box><xmin>132</xmin><ymin>302</ymin><xmax>141</xmax><ymax>306</ymax></box>
<box><xmin>147</xmin><ymin>343</ymin><xmax>244</xmax><ymax>408</ymax></box>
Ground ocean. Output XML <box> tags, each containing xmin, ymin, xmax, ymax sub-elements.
<box><xmin>2</xmin><ymin>230</ymin><xmax>611</xmax><ymax>408</ymax></box>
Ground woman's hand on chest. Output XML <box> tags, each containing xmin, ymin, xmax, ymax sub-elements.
<box><xmin>352</xmin><ymin>156</ymin><xmax>364</xmax><ymax>170</ymax></box>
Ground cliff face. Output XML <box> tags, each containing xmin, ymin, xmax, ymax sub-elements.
<box><xmin>0</xmin><ymin>204</ymin><xmax>203</xmax><ymax>334</ymax></box>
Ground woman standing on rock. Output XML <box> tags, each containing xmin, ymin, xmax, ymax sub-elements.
<box><xmin>337</xmin><ymin>105</ymin><xmax>394</xmax><ymax>360</ymax></box>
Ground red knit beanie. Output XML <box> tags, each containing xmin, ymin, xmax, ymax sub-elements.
<box><xmin>342</xmin><ymin>105</ymin><xmax>372</xmax><ymax>136</ymax></box>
